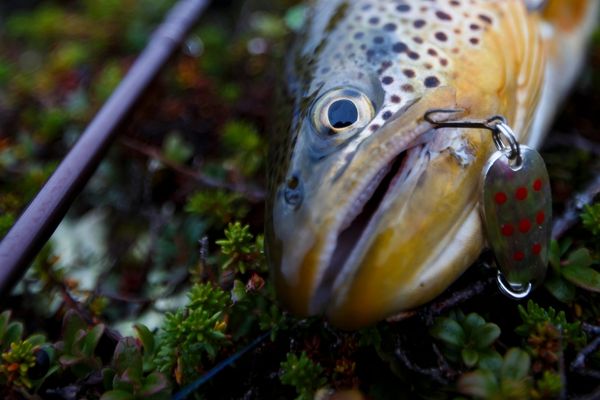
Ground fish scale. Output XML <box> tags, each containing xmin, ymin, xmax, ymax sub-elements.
<box><xmin>266</xmin><ymin>0</ymin><xmax>599</xmax><ymax>329</ymax></box>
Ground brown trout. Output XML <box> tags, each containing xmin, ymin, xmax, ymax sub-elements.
<box><xmin>266</xmin><ymin>0</ymin><xmax>599</xmax><ymax>329</ymax></box>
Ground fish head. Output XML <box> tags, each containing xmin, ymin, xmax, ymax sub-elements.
<box><xmin>266</xmin><ymin>0</ymin><xmax>547</xmax><ymax>329</ymax></box>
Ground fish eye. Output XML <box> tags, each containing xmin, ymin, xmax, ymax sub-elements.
<box><xmin>311</xmin><ymin>88</ymin><xmax>375</xmax><ymax>136</ymax></box>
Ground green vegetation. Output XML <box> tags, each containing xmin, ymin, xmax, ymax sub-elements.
<box><xmin>280</xmin><ymin>352</ymin><xmax>327</xmax><ymax>400</ymax></box>
<box><xmin>1</xmin><ymin>0</ymin><xmax>600</xmax><ymax>398</ymax></box>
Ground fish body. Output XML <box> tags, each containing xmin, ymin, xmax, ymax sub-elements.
<box><xmin>266</xmin><ymin>0</ymin><xmax>599</xmax><ymax>329</ymax></box>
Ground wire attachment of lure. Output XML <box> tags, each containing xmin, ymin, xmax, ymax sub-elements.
<box><xmin>425</xmin><ymin>109</ymin><xmax>552</xmax><ymax>300</ymax></box>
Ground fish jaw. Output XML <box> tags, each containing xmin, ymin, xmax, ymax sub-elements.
<box><xmin>268</xmin><ymin>88</ymin><xmax>494</xmax><ymax>327</ymax></box>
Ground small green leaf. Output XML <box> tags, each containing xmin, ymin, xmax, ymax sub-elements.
<box><xmin>0</xmin><ymin>310</ymin><xmax>10</xmax><ymax>342</ymax></box>
<box><xmin>62</xmin><ymin>310</ymin><xmax>86</xmax><ymax>352</ymax></box>
<box><xmin>544</xmin><ymin>272</ymin><xmax>576</xmax><ymax>303</ymax></box>
<box><xmin>231</xmin><ymin>279</ymin><xmax>247</xmax><ymax>304</ymax></box>
<box><xmin>458</xmin><ymin>369</ymin><xmax>498</xmax><ymax>398</ymax></box>
<box><xmin>102</xmin><ymin>368</ymin><xmax>116</xmax><ymax>391</ymax></box>
<box><xmin>462</xmin><ymin>348</ymin><xmax>479</xmax><ymax>368</ymax></box>
<box><xmin>501</xmin><ymin>348</ymin><xmax>530</xmax><ymax>381</ymax></box>
<box><xmin>473</xmin><ymin>323</ymin><xmax>501</xmax><ymax>348</ymax></box>
<box><xmin>566</xmin><ymin>248</ymin><xmax>593</xmax><ymax>268</ymax></box>
<box><xmin>478</xmin><ymin>350</ymin><xmax>503</xmax><ymax>373</ymax></box>
<box><xmin>559</xmin><ymin>239</ymin><xmax>573</xmax><ymax>256</ymax></box>
<box><xmin>4</xmin><ymin>321</ymin><xmax>24</xmax><ymax>346</ymax></box>
<box><xmin>163</xmin><ymin>132</ymin><xmax>193</xmax><ymax>164</ymax></box>
<box><xmin>82</xmin><ymin>324</ymin><xmax>105</xmax><ymax>357</ymax></box>
<box><xmin>27</xmin><ymin>334</ymin><xmax>46</xmax><ymax>347</ymax></box>
<box><xmin>113</xmin><ymin>337</ymin><xmax>143</xmax><ymax>380</ymax></box>
<box><xmin>140</xmin><ymin>371</ymin><xmax>170</xmax><ymax>397</ymax></box>
<box><xmin>134</xmin><ymin>324</ymin><xmax>155</xmax><ymax>355</ymax></box>
<box><xmin>430</xmin><ymin>318</ymin><xmax>465</xmax><ymax>347</ymax></box>
<box><xmin>463</xmin><ymin>313</ymin><xmax>486</xmax><ymax>331</ymax></box>
<box><xmin>562</xmin><ymin>264</ymin><xmax>600</xmax><ymax>292</ymax></box>
<box><xmin>100</xmin><ymin>390</ymin><xmax>135</xmax><ymax>400</ymax></box>
<box><xmin>549</xmin><ymin>240</ymin><xmax>561</xmax><ymax>272</ymax></box>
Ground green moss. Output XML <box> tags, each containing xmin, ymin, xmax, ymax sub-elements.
<box><xmin>280</xmin><ymin>351</ymin><xmax>327</xmax><ymax>400</ymax></box>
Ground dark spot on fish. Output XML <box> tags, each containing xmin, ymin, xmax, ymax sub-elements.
<box><xmin>440</xmin><ymin>58</ymin><xmax>448</xmax><ymax>66</ymax></box>
<box><xmin>450</xmin><ymin>0</ymin><xmax>461</xmax><ymax>5</ymax></box>
<box><xmin>401</xmin><ymin>84</ymin><xmax>414</xmax><ymax>92</ymax></box>
<box><xmin>370</xmin><ymin>124</ymin><xmax>380</xmax><ymax>131</ymax></box>
<box><xmin>413</xmin><ymin>36</ymin><xmax>424</xmax><ymax>44</ymax></box>
<box><xmin>384</xmin><ymin>23</ymin><xmax>397</xmax><ymax>31</ymax></box>
<box><xmin>321</xmin><ymin>67</ymin><xmax>331</xmax><ymax>74</ymax></box>
<box><xmin>382</xmin><ymin>111</ymin><xmax>393</xmax><ymax>120</ymax></box>
<box><xmin>366</xmin><ymin>49</ymin><xmax>375</xmax><ymax>59</ymax></box>
<box><xmin>360</xmin><ymin>44</ymin><xmax>367</xmax><ymax>50</ymax></box>
<box><xmin>403</xmin><ymin>69</ymin><xmax>415</xmax><ymax>78</ymax></box>
<box><xmin>427</xmin><ymin>48</ymin><xmax>438</xmax><ymax>56</ymax></box>
<box><xmin>435</xmin><ymin>11</ymin><xmax>452</xmax><ymax>21</ymax></box>
<box><xmin>361</xmin><ymin>3</ymin><xmax>372</xmax><ymax>10</ymax></box>
<box><xmin>424</xmin><ymin>76</ymin><xmax>440</xmax><ymax>87</ymax></box>
<box><xmin>470</xmin><ymin>37</ymin><xmax>480</xmax><ymax>45</ymax></box>
<box><xmin>470</xmin><ymin>23</ymin><xmax>480</xmax><ymax>31</ymax></box>
<box><xmin>393</xmin><ymin>42</ymin><xmax>408</xmax><ymax>53</ymax></box>
<box><xmin>369</xmin><ymin>17</ymin><xmax>380</xmax><ymax>25</ymax></box>
<box><xmin>478</xmin><ymin>14</ymin><xmax>493</xmax><ymax>24</ymax></box>
<box><xmin>284</xmin><ymin>175</ymin><xmax>303</xmax><ymax>209</ymax></box>
<box><xmin>391</xmin><ymin>95</ymin><xmax>401</xmax><ymax>103</ymax></box>
<box><xmin>354</xmin><ymin>32</ymin><xmax>365</xmax><ymax>39</ymax></box>
<box><xmin>414</xmin><ymin>19</ymin><xmax>426</xmax><ymax>28</ymax></box>
<box><xmin>408</xmin><ymin>51</ymin><xmax>420</xmax><ymax>60</ymax></box>
<box><xmin>374</xmin><ymin>36</ymin><xmax>384</xmax><ymax>44</ymax></box>
<box><xmin>424</xmin><ymin>63</ymin><xmax>433</xmax><ymax>69</ymax></box>
<box><xmin>380</xmin><ymin>61</ymin><xmax>392</xmax><ymax>71</ymax></box>
<box><xmin>435</xmin><ymin>32</ymin><xmax>448</xmax><ymax>41</ymax></box>
<box><xmin>396</xmin><ymin>4</ymin><xmax>411</xmax><ymax>12</ymax></box>
<box><xmin>382</xmin><ymin>76</ymin><xmax>394</xmax><ymax>85</ymax></box>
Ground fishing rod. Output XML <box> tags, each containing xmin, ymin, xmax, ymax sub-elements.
<box><xmin>0</xmin><ymin>0</ymin><xmax>211</xmax><ymax>295</ymax></box>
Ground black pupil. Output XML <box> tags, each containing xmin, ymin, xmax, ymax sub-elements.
<box><xmin>327</xmin><ymin>99</ymin><xmax>358</xmax><ymax>129</ymax></box>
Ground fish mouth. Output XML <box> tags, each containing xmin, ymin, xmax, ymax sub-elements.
<box><xmin>309</xmin><ymin>140</ymin><xmax>428</xmax><ymax>314</ymax></box>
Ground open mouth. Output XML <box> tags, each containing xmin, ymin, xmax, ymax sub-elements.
<box><xmin>311</xmin><ymin>144</ymin><xmax>424</xmax><ymax>309</ymax></box>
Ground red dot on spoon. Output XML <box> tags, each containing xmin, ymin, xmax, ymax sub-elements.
<box><xmin>495</xmin><ymin>192</ymin><xmax>507</xmax><ymax>205</ymax></box>
<box><xmin>519</xmin><ymin>219</ymin><xmax>532</xmax><ymax>233</ymax></box>
<box><xmin>536</xmin><ymin>211</ymin><xmax>545</xmax><ymax>225</ymax></box>
<box><xmin>501</xmin><ymin>224</ymin><xmax>514</xmax><ymax>237</ymax></box>
<box><xmin>516</xmin><ymin>187</ymin><xmax>528</xmax><ymax>201</ymax></box>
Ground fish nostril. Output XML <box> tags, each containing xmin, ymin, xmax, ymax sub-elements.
<box><xmin>327</xmin><ymin>99</ymin><xmax>358</xmax><ymax>130</ymax></box>
<box><xmin>284</xmin><ymin>175</ymin><xmax>303</xmax><ymax>209</ymax></box>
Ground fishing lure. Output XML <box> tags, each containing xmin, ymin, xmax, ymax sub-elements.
<box><xmin>266</xmin><ymin>0</ymin><xmax>599</xmax><ymax>329</ymax></box>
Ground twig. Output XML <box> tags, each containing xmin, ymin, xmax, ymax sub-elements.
<box><xmin>386</xmin><ymin>275</ymin><xmax>496</xmax><ymax>325</ymax></box>
<box><xmin>545</xmin><ymin>132</ymin><xmax>600</xmax><ymax>157</ymax></box>
<box><xmin>120</xmin><ymin>137</ymin><xmax>266</xmax><ymax>202</ymax></box>
<box><xmin>393</xmin><ymin>336</ymin><xmax>454</xmax><ymax>385</ymax></box>
<box><xmin>573</xmin><ymin>387</ymin><xmax>600</xmax><ymax>400</ymax></box>
<box><xmin>552</xmin><ymin>174</ymin><xmax>600</xmax><ymax>239</ymax></box>
<box><xmin>571</xmin><ymin>335</ymin><xmax>600</xmax><ymax>379</ymax></box>
<box><xmin>582</xmin><ymin>323</ymin><xmax>600</xmax><ymax>335</ymax></box>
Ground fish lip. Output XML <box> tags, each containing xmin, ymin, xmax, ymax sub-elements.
<box><xmin>308</xmin><ymin>124</ymin><xmax>435</xmax><ymax>315</ymax></box>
